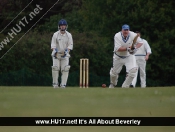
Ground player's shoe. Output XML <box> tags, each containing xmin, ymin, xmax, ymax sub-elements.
<box><xmin>130</xmin><ymin>84</ymin><xmax>134</xmax><ymax>88</ymax></box>
<box><xmin>109</xmin><ymin>84</ymin><xmax>114</xmax><ymax>88</ymax></box>
<box><xmin>60</xmin><ymin>84</ymin><xmax>66</xmax><ymax>88</ymax></box>
<box><xmin>53</xmin><ymin>83</ymin><xmax>59</xmax><ymax>88</ymax></box>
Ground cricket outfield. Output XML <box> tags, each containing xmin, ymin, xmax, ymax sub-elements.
<box><xmin>0</xmin><ymin>86</ymin><xmax>175</xmax><ymax>132</ymax></box>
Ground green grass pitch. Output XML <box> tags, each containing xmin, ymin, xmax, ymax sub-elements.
<box><xmin>0</xmin><ymin>86</ymin><xmax>175</xmax><ymax>132</ymax></box>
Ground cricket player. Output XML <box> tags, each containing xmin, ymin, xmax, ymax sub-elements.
<box><xmin>109</xmin><ymin>24</ymin><xmax>143</xmax><ymax>88</ymax></box>
<box><xmin>130</xmin><ymin>31</ymin><xmax>152</xmax><ymax>88</ymax></box>
<box><xmin>51</xmin><ymin>19</ymin><xmax>73</xmax><ymax>88</ymax></box>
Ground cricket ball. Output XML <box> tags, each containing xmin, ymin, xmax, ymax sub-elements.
<box><xmin>102</xmin><ymin>84</ymin><xmax>106</xmax><ymax>88</ymax></box>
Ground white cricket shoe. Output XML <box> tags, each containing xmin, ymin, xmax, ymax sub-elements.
<box><xmin>109</xmin><ymin>84</ymin><xmax>114</xmax><ymax>88</ymax></box>
<box><xmin>53</xmin><ymin>83</ymin><xmax>59</xmax><ymax>88</ymax></box>
<box><xmin>60</xmin><ymin>84</ymin><xmax>66</xmax><ymax>88</ymax></box>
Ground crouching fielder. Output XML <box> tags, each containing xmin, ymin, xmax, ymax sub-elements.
<box><xmin>51</xmin><ymin>19</ymin><xmax>73</xmax><ymax>88</ymax></box>
<box><xmin>109</xmin><ymin>24</ymin><xmax>143</xmax><ymax>88</ymax></box>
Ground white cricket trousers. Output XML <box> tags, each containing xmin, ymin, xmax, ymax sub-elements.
<box><xmin>52</xmin><ymin>57</ymin><xmax>69</xmax><ymax>86</ymax></box>
<box><xmin>111</xmin><ymin>54</ymin><xmax>138</xmax><ymax>87</ymax></box>
<box><xmin>132</xmin><ymin>58</ymin><xmax>146</xmax><ymax>87</ymax></box>
<box><xmin>53</xmin><ymin>57</ymin><xmax>69</xmax><ymax>71</ymax></box>
<box><xmin>113</xmin><ymin>54</ymin><xmax>137</xmax><ymax>73</ymax></box>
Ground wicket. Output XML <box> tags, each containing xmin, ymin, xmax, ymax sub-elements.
<box><xmin>80</xmin><ymin>58</ymin><xmax>89</xmax><ymax>88</ymax></box>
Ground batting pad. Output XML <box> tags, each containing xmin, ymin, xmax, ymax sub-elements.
<box><xmin>110</xmin><ymin>68</ymin><xmax>118</xmax><ymax>86</ymax></box>
<box><xmin>61</xmin><ymin>65</ymin><xmax>71</xmax><ymax>86</ymax></box>
<box><xmin>52</xmin><ymin>66</ymin><xmax>59</xmax><ymax>85</ymax></box>
<box><xmin>122</xmin><ymin>67</ymin><xmax>137</xmax><ymax>88</ymax></box>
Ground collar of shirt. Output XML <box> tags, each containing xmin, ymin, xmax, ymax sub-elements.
<box><xmin>121</xmin><ymin>32</ymin><xmax>130</xmax><ymax>43</ymax></box>
<box><xmin>58</xmin><ymin>30</ymin><xmax>66</xmax><ymax>36</ymax></box>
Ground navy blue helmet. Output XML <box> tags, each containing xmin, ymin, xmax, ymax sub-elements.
<box><xmin>58</xmin><ymin>19</ymin><xmax>67</xmax><ymax>26</ymax></box>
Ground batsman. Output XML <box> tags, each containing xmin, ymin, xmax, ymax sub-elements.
<box><xmin>51</xmin><ymin>19</ymin><xmax>73</xmax><ymax>88</ymax></box>
<box><xmin>109</xmin><ymin>24</ymin><xmax>143</xmax><ymax>88</ymax></box>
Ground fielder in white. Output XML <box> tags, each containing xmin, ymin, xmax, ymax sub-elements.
<box><xmin>109</xmin><ymin>24</ymin><xmax>143</xmax><ymax>88</ymax></box>
<box><xmin>51</xmin><ymin>19</ymin><xmax>73</xmax><ymax>88</ymax></box>
<box><xmin>130</xmin><ymin>31</ymin><xmax>152</xmax><ymax>88</ymax></box>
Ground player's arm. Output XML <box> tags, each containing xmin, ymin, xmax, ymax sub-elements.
<box><xmin>144</xmin><ymin>40</ymin><xmax>152</xmax><ymax>60</ymax></box>
<box><xmin>114</xmin><ymin>35</ymin><xmax>129</xmax><ymax>52</ymax></box>
<box><xmin>51</xmin><ymin>33</ymin><xmax>57</xmax><ymax>50</ymax></box>
<box><xmin>145</xmin><ymin>53</ymin><xmax>150</xmax><ymax>61</ymax></box>
<box><xmin>134</xmin><ymin>37</ymin><xmax>143</xmax><ymax>49</ymax></box>
<box><xmin>127</xmin><ymin>36</ymin><xmax>143</xmax><ymax>54</ymax></box>
<box><xmin>60</xmin><ymin>33</ymin><xmax>73</xmax><ymax>58</ymax></box>
<box><xmin>118</xmin><ymin>38</ymin><xmax>143</xmax><ymax>52</ymax></box>
<box><xmin>67</xmin><ymin>33</ymin><xmax>73</xmax><ymax>51</ymax></box>
<box><xmin>50</xmin><ymin>33</ymin><xmax>59</xmax><ymax>58</ymax></box>
<box><xmin>117</xmin><ymin>46</ymin><xmax>128</xmax><ymax>52</ymax></box>
<box><xmin>144</xmin><ymin>40</ymin><xmax>152</xmax><ymax>54</ymax></box>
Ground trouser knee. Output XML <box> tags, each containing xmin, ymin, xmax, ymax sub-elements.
<box><xmin>52</xmin><ymin>66</ymin><xmax>59</xmax><ymax>71</ymax></box>
<box><xmin>110</xmin><ymin>67</ymin><xmax>118</xmax><ymax>77</ymax></box>
<box><xmin>62</xmin><ymin>65</ymin><xmax>70</xmax><ymax>72</ymax></box>
<box><xmin>128</xmin><ymin>67</ymin><xmax>137</xmax><ymax>77</ymax></box>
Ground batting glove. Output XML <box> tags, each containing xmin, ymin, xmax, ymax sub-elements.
<box><xmin>132</xmin><ymin>48</ymin><xmax>138</xmax><ymax>54</ymax></box>
<box><xmin>51</xmin><ymin>48</ymin><xmax>58</xmax><ymax>58</ymax></box>
<box><xmin>61</xmin><ymin>48</ymin><xmax>69</xmax><ymax>58</ymax></box>
<box><xmin>127</xmin><ymin>47</ymin><xmax>137</xmax><ymax>55</ymax></box>
<box><xmin>127</xmin><ymin>47</ymin><xmax>132</xmax><ymax>52</ymax></box>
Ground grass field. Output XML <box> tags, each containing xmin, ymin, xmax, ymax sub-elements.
<box><xmin>0</xmin><ymin>86</ymin><xmax>175</xmax><ymax>132</ymax></box>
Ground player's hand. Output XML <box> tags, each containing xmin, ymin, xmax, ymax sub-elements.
<box><xmin>61</xmin><ymin>48</ymin><xmax>69</xmax><ymax>58</ymax></box>
<box><xmin>127</xmin><ymin>47</ymin><xmax>132</xmax><ymax>52</ymax></box>
<box><xmin>51</xmin><ymin>48</ymin><xmax>58</xmax><ymax>58</ymax></box>
<box><xmin>127</xmin><ymin>47</ymin><xmax>137</xmax><ymax>55</ymax></box>
<box><xmin>131</xmin><ymin>48</ymin><xmax>137</xmax><ymax>54</ymax></box>
<box><xmin>145</xmin><ymin>55</ymin><xmax>149</xmax><ymax>61</ymax></box>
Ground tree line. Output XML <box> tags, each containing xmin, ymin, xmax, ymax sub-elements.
<box><xmin>0</xmin><ymin>0</ymin><xmax>175</xmax><ymax>86</ymax></box>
